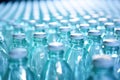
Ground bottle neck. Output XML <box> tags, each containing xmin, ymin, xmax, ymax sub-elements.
<box><xmin>94</xmin><ymin>67</ymin><xmax>114</xmax><ymax>76</ymax></box>
<box><xmin>9</xmin><ymin>57</ymin><xmax>28</xmax><ymax>69</ymax></box>
<box><xmin>103</xmin><ymin>46</ymin><xmax>119</xmax><ymax>55</ymax></box>
<box><xmin>33</xmin><ymin>37</ymin><xmax>47</xmax><ymax>47</ymax></box>
<box><xmin>49</xmin><ymin>27</ymin><xmax>58</xmax><ymax>34</ymax></box>
<box><xmin>71</xmin><ymin>39</ymin><xmax>84</xmax><ymax>48</ymax></box>
<box><xmin>105</xmin><ymin>28</ymin><xmax>114</xmax><ymax>34</ymax></box>
<box><xmin>60</xmin><ymin>31</ymin><xmax>70</xmax><ymax>40</ymax></box>
<box><xmin>48</xmin><ymin>50</ymin><xmax>64</xmax><ymax>60</ymax></box>
<box><xmin>89</xmin><ymin>36</ymin><xmax>102</xmax><ymax>43</ymax></box>
<box><xmin>12</xmin><ymin>38</ymin><xmax>28</xmax><ymax>48</ymax></box>
<box><xmin>14</xmin><ymin>28</ymin><xmax>24</xmax><ymax>34</ymax></box>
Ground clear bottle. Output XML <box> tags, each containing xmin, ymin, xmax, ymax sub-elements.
<box><xmin>66</xmin><ymin>33</ymin><xmax>88</xmax><ymax>80</ymax></box>
<box><xmin>69</xmin><ymin>18</ymin><xmax>80</xmax><ymax>33</ymax></box>
<box><xmin>103</xmin><ymin>22</ymin><xmax>115</xmax><ymax>40</ymax></box>
<box><xmin>10</xmin><ymin>33</ymin><xmax>29</xmax><ymax>53</ymax></box>
<box><xmin>40</xmin><ymin>42</ymin><xmax>74</xmax><ymax>80</ymax></box>
<box><xmin>115</xmin><ymin>28</ymin><xmax>120</xmax><ymax>41</ymax></box>
<box><xmin>4</xmin><ymin>21</ymin><xmax>14</xmax><ymax>47</ymax></box>
<box><xmin>58</xmin><ymin>26</ymin><xmax>71</xmax><ymax>54</ymax></box>
<box><xmin>0</xmin><ymin>26</ymin><xmax>8</xmax><ymax>53</ymax></box>
<box><xmin>88</xmin><ymin>19</ymin><xmax>97</xmax><ymax>30</ymax></box>
<box><xmin>30</xmin><ymin>32</ymin><xmax>47</xmax><ymax>79</ymax></box>
<box><xmin>24</xmin><ymin>20</ymin><xmax>36</xmax><ymax>44</ymax></box>
<box><xmin>79</xmin><ymin>23</ymin><xmax>89</xmax><ymax>36</ymax></box>
<box><xmin>0</xmin><ymin>37</ymin><xmax>8</xmax><ymax>78</ymax></box>
<box><xmin>35</xmin><ymin>23</ymin><xmax>46</xmax><ymax>33</ymax></box>
<box><xmin>60</xmin><ymin>19</ymin><xmax>69</xmax><ymax>27</ymax></box>
<box><xmin>79</xmin><ymin>23</ymin><xmax>90</xmax><ymax>47</ymax></box>
<box><xmin>97</xmin><ymin>17</ymin><xmax>107</xmax><ymax>34</ymax></box>
<box><xmin>47</xmin><ymin>22</ymin><xmax>59</xmax><ymax>43</ymax></box>
<box><xmin>103</xmin><ymin>39</ymin><xmax>120</xmax><ymax>79</ymax></box>
<box><xmin>113</xmin><ymin>18</ymin><xmax>120</xmax><ymax>28</ymax></box>
<box><xmin>87</xmin><ymin>30</ymin><xmax>103</xmax><ymax>55</ymax></box>
<box><xmin>3</xmin><ymin>48</ymin><xmax>36</xmax><ymax>80</ymax></box>
<box><xmin>87</xmin><ymin>54</ymin><xmax>117</xmax><ymax>80</ymax></box>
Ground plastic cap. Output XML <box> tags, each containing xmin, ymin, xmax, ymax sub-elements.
<box><xmin>79</xmin><ymin>23</ymin><xmax>89</xmax><ymax>29</ymax></box>
<box><xmin>88</xmin><ymin>30</ymin><xmax>101</xmax><ymax>36</ymax></box>
<box><xmin>93</xmin><ymin>54</ymin><xmax>113</xmax><ymax>68</ymax></box>
<box><xmin>29</xmin><ymin>20</ymin><xmax>36</xmax><ymax>24</ymax></box>
<box><xmin>33</xmin><ymin>32</ymin><xmax>46</xmax><ymax>38</ymax></box>
<box><xmin>105</xmin><ymin>22</ymin><xmax>114</xmax><ymax>29</ymax></box>
<box><xmin>48</xmin><ymin>42</ymin><xmax>64</xmax><ymax>51</ymax></box>
<box><xmin>83</xmin><ymin>15</ymin><xmax>91</xmax><ymax>20</ymax></box>
<box><xmin>49</xmin><ymin>22</ymin><xmax>58</xmax><ymax>28</ymax></box>
<box><xmin>35</xmin><ymin>24</ymin><xmax>45</xmax><ymax>29</ymax></box>
<box><xmin>43</xmin><ymin>17</ymin><xmax>50</xmax><ymax>22</ymax></box>
<box><xmin>60</xmin><ymin>20</ymin><xmax>68</xmax><ymax>24</ymax></box>
<box><xmin>115</xmin><ymin>28</ymin><xmax>120</xmax><ymax>34</ymax></box>
<box><xmin>88</xmin><ymin>19</ymin><xmax>97</xmax><ymax>25</ymax></box>
<box><xmin>10</xmin><ymin>48</ymin><xmax>27</xmax><ymax>59</ymax></box>
<box><xmin>59</xmin><ymin>26</ymin><xmax>71</xmax><ymax>32</ymax></box>
<box><xmin>56</xmin><ymin>16</ymin><xmax>63</xmax><ymax>20</ymax></box>
<box><xmin>103</xmin><ymin>39</ymin><xmax>120</xmax><ymax>47</ymax></box>
<box><xmin>13</xmin><ymin>33</ymin><xmax>25</xmax><ymax>39</ymax></box>
<box><xmin>98</xmin><ymin>18</ymin><xmax>107</xmax><ymax>22</ymax></box>
<box><xmin>91</xmin><ymin>13</ymin><xmax>99</xmax><ymax>19</ymax></box>
<box><xmin>113</xmin><ymin>19</ymin><xmax>120</xmax><ymax>23</ymax></box>
<box><xmin>69</xmin><ymin>18</ymin><xmax>79</xmax><ymax>24</ymax></box>
<box><xmin>71</xmin><ymin>33</ymin><xmax>84</xmax><ymax>39</ymax></box>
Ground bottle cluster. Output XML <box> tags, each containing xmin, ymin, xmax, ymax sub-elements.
<box><xmin>0</xmin><ymin>0</ymin><xmax>120</xmax><ymax>80</ymax></box>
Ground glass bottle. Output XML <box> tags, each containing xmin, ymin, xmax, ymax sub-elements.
<box><xmin>47</xmin><ymin>22</ymin><xmax>59</xmax><ymax>43</ymax></box>
<box><xmin>103</xmin><ymin>22</ymin><xmax>115</xmax><ymax>40</ymax></box>
<box><xmin>88</xmin><ymin>19</ymin><xmax>97</xmax><ymax>30</ymax></box>
<box><xmin>66</xmin><ymin>33</ymin><xmax>88</xmax><ymax>80</ymax></box>
<box><xmin>0</xmin><ymin>37</ymin><xmax>8</xmax><ymax>78</ymax></box>
<box><xmin>10</xmin><ymin>33</ymin><xmax>29</xmax><ymax>53</ymax></box>
<box><xmin>58</xmin><ymin>26</ymin><xmax>71</xmax><ymax>54</ymax></box>
<box><xmin>69</xmin><ymin>18</ymin><xmax>80</xmax><ymax>33</ymax></box>
<box><xmin>97</xmin><ymin>17</ymin><xmax>107</xmax><ymax>34</ymax></box>
<box><xmin>60</xmin><ymin>19</ymin><xmax>68</xmax><ymax>27</ymax></box>
<box><xmin>40</xmin><ymin>42</ymin><xmax>74</xmax><ymax>80</ymax></box>
<box><xmin>30</xmin><ymin>32</ymin><xmax>47</xmax><ymax>79</ymax></box>
<box><xmin>0</xmin><ymin>26</ymin><xmax>8</xmax><ymax>53</ymax></box>
<box><xmin>35</xmin><ymin>23</ymin><xmax>46</xmax><ymax>33</ymax></box>
<box><xmin>87</xmin><ymin>30</ymin><xmax>103</xmax><ymax>55</ymax></box>
<box><xmin>3</xmin><ymin>48</ymin><xmax>36</xmax><ymax>80</ymax></box>
<box><xmin>79</xmin><ymin>23</ymin><xmax>90</xmax><ymax>47</ymax></box>
<box><xmin>103</xmin><ymin>39</ymin><xmax>120</xmax><ymax>79</ymax></box>
<box><xmin>115</xmin><ymin>28</ymin><xmax>120</xmax><ymax>41</ymax></box>
<box><xmin>87</xmin><ymin>54</ymin><xmax>117</xmax><ymax>80</ymax></box>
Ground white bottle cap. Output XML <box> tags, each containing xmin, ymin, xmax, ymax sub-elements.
<box><xmin>48</xmin><ymin>42</ymin><xmax>64</xmax><ymax>51</ymax></box>
<box><xmin>33</xmin><ymin>32</ymin><xmax>46</xmax><ymax>38</ymax></box>
<box><xmin>35</xmin><ymin>23</ymin><xmax>45</xmax><ymax>29</ymax></box>
<box><xmin>115</xmin><ymin>28</ymin><xmax>120</xmax><ymax>34</ymax></box>
<box><xmin>98</xmin><ymin>18</ymin><xmax>107</xmax><ymax>23</ymax></box>
<box><xmin>93</xmin><ymin>54</ymin><xmax>113</xmax><ymax>68</ymax></box>
<box><xmin>49</xmin><ymin>22</ymin><xmax>58</xmax><ymax>28</ymax></box>
<box><xmin>88</xmin><ymin>19</ymin><xmax>97</xmax><ymax>25</ymax></box>
<box><xmin>59</xmin><ymin>26</ymin><xmax>71</xmax><ymax>32</ymax></box>
<box><xmin>79</xmin><ymin>23</ymin><xmax>89</xmax><ymax>30</ymax></box>
<box><xmin>13</xmin><ymin>33</ymin><xmax>25</xmax><ymax>39</ymax></box>
<box><xmin>83</xmin><ymin>15</ymin><xmax>91</xmax><ymax>20</ymax></box>
<box><xmin>88</xmin><ymin>30</ymin><xmax>101</xmax><ymax>36</ymax></box>
<box><xmin>105</xmin><ymin>22</ymin><xmax>114</xmax><ymax>29</ymax></box>
<box><xmin>71</xmin><ymin>33</ymin><xmax>84</xmax><ymax>39</ymax></box>
<box><xmin>103</xmin><ymin>39</ymin><xmax>120</xmax><ymax>47</ymax></box>
<box><xmin>69</xmin><ymin>18</ymin><xmax>79</xmax><ymax>24</ymax></box>
<box><xmin>60</xmin><ymin>20</ymin><xmax>68</xmax><ymax>24</ymax></box>
<box><xmin>10</xmin><ymin>48</ymin><xmax>27</xmax><ymax>59</ymax></box>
